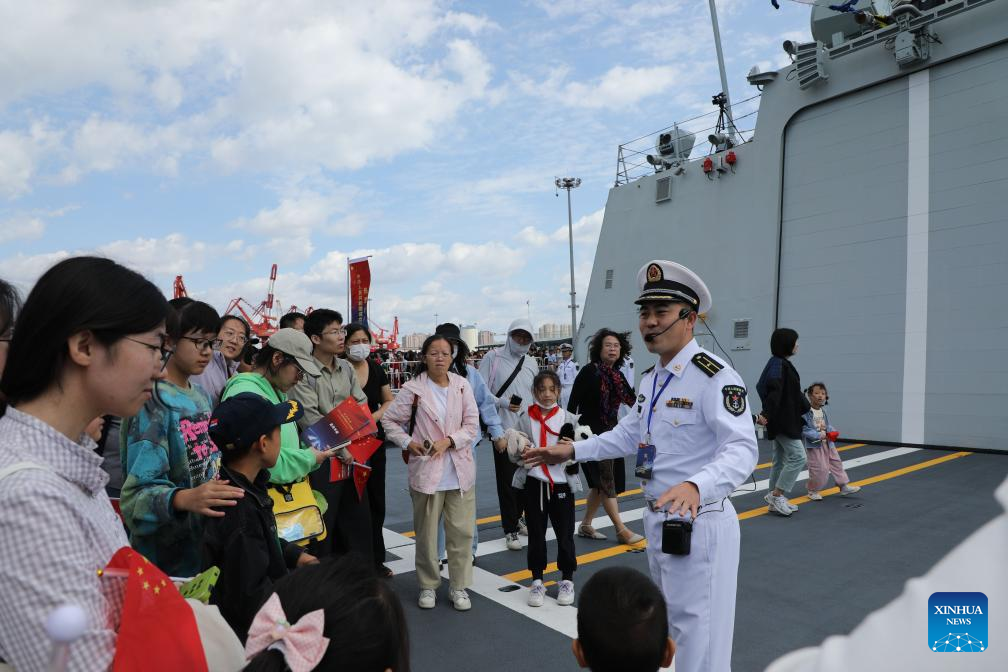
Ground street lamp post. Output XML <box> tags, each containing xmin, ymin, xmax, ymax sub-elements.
<box><xmin>555</xmin><ymin>177</ymin><xmax>581</xmax><ymax>355</ymax></box>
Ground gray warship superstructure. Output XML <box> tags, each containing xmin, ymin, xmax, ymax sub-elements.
<box><xmin>579</xmin><ymin>0</ymin><xmax>1008</xmax><ymax>453</ymax></box>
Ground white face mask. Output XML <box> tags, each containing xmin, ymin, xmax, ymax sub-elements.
<box><xmin>346</xmin><ymin>343</ymin><xmax>371</xmax><ymax>362</ymax></box>
<box><xmin>508</xmin><ymin>337</ymin><xmax>531</xmax><ymax>358</ymax></box>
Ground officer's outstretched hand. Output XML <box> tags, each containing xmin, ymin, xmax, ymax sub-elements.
<box><xmin>523</xmin><ymin>438</ymin><xmax>574</xmax><ymax>468</ymax></box>
<box><xmin>655</xmin><ymin>481</ymin><xmax>701</xmax><ymax>519</ymax></box>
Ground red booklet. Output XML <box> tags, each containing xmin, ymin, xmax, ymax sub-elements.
<box><xmin>302</xmin><ymin>398</ymin><xmax>373</xmax><ymax>452</ymax></box>
<box><xmin>329</xmin><ymin>436</ymin><xmax>382</xmax><ymax>482</ymax></box>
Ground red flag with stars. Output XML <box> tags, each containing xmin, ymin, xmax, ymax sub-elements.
<box><xmin>105</xmin><ymin>547</ymin><xmax>208</xmax><ymax>672</ymax></box>
<box><xmin>352</xmin><ymin>462</ymin><xmax>372</xmax><ymax>500</ymax></box>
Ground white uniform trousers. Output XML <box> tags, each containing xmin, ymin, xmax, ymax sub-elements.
<box><xmin>643</xmin><ymin>499</ymin><xmax>740</xmax><ymax>672</ymax></box>
<box><xmin>560</xmin><ymin>385</ymin><xmax>573</xmax><ymax>411</ymax></box>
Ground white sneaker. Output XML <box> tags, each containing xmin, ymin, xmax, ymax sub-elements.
<box><xmin>840</xmin><ymin>484</ymin><xmax>861</xmax><ymax>496</ymax></box>
<box><xmin>765</xmin><ymin>493</ymin><xmax>799</xmax><ymax>512</ymax></box>
<box><xmin>769</xmin><ymin>495</ymin><xmax>793</xmax><ymax>516</ymax></box>
<box><xmin>528</xmin><ymin>581</ymin><xmax>546</xmax><ymax>607</ymax></box>
<box><xmin>450</xmin><ymin>589</ymin><xmax>471</xmax><ymax>611</ymax></box>
<box><xmin>557</xmin><ymin>580</ymin><xmax>575</xmax><ymax>606</ymax></box>
<box><xmin>505</xmin><ymin>532</ymin><xmax>522</xmax><ymax>551</ymax></box>
<box><xmin>517</xmin><ymin>517</ymin><xmax>529</xmax><ymax>536</ymax></box>
<box><xmin>807</xmin><ymin>491</ymin><xmax>823</xmax><ymax>501</ymax></box>
<box><xmin>418</xmin><ymin>589</ymin><xmax>436</xmax><ymax>609</ymax></box>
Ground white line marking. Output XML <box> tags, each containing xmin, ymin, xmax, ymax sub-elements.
<box><xmin>902</xmin><ymin>69</ymin><xmax>930</xmax><ymax>444</ymax></box>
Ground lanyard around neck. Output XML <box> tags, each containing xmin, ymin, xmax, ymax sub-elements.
<box><xmin>646</xmin><ymin>369</ymin><xmax>674</xmax><ymax>443</ymax></box>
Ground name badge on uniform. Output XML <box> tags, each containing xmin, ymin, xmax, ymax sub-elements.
<box><xmin>666</xmin><ymin>397</ymin><xmax>693</xmax><ymax>409</ymax></box>
<box><xmin>635</xmin><ymin>443</ymin><xmax>656</xmax><ymax>480</ymax></box>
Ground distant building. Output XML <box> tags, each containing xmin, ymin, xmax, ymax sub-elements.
<box><xmin>537</xmin><ymin>323</ymin><xmax>572</xmax><ymax>340</ymax></box>
<box><xmin>478</xmin><ymin>330</ymin><xmax>496</xmax><ymax>346</ymax></box>
<box><xmin>460</xmin><ymin>325</ymin><xmax>478</xmax><ymax>351</ymax></box>
<box><xmin>401</xmin><ymin>332</ymin><xmax>430</xmax><ymax>350</ymax></box>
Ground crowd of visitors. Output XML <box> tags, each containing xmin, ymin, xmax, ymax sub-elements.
<box><xmin>0</xmin><ymin>255</ymin><xmax>879</xmax><ymax>672</ymax></box>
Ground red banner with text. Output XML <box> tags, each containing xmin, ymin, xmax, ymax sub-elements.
<box><xmin>349</xmin><ymin>258</ymin><xmax>370</xmax><ymax>328</ymax></box>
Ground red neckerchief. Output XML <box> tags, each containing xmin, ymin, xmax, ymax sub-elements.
<box><xmin>527</xmin><ymin>404</ymin><xmax>560</xmax><ymax>489</ymax></box>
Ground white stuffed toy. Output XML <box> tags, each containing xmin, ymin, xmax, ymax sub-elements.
<box><xmin>503</xmin><ymin>425</ymin><xmax>593</xmax><ymax>492</ymax></box>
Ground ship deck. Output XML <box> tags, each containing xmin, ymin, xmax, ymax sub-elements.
<box><xmin>378</xmin><ymin>439</ymin><xmax>1007</xmax><ymax>671</ymax></box>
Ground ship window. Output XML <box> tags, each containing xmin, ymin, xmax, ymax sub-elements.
<box><xmin>733</xmin><ymin>320</ymin><xmax>749</xmax><ymax>339</ymax></box>
<box><xmin>605</xmin><ymin>269</ymin><xmax>614</xmax><ymax>289</ymax></box>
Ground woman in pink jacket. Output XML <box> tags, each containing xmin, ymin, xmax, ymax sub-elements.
<box><xmin>382</xmin><ymin>334</ymin><xmax>479</xmax><ymax>612</ymax></box>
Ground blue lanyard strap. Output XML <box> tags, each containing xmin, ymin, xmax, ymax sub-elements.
<box><xmin>646</xmin><ymin>369</ymin><xmax>674</xmax><ymax>441</ymax></box>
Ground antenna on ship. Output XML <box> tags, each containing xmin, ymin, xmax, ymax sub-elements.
<box><xmin>707</xmin><ymin>0</ymin><xmax>739</xmax><ymax>146</ymax></box>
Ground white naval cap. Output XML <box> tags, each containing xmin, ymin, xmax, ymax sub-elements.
<box><xmin>634</xmin><ymin>260</ymin><xmax>711</xmax><ymax>314</ymax></box>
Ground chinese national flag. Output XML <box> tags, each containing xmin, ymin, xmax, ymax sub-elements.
<box><xmin>106</xmin><ymin>548</ymin><xmax>208</xmax><ymax>672</ymax></box>
<box><xmin>349</xmin><ymin>435</ymin><xmax>381</xmax><ymax>500</ymax></box>
<box><xmin>352</xmin><ymin>462</ymin><xmax>372</xmax><ymax>500</ymax></box>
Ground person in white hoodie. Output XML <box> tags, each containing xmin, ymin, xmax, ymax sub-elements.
<box><xmin>478</xmin><ymin>318</ymin><xmax>541</xmax><ymax>551</ymax></box>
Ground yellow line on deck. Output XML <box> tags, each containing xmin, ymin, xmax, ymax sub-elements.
<box><xmin>400</xmin><ymin>444</ymin><xmax>867</xmax><ymax>537</ymax></box>
<box><xmin>503</xmin><ymin>450</ymin><xmax>969</xmax><ymax>582</ymax></box>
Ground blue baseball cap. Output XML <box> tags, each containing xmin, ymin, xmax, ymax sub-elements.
<box><xmin>209</xmin><ymin>392</ymin><xmax>304</xmax><ymax>452</ymax></box>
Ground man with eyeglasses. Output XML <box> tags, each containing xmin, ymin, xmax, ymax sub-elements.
<box><xmin>288</xmin><ymin>308</ymin><xmax>372</xmax><ymax>562</ymax></box>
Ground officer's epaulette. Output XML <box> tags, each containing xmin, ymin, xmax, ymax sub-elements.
<box><xmin>691</xmin><ymin>352</ymin><xmax>724</xmax><ymax>377</ymax></box>
<box><xmin>641</xmin><ymin>365</ymin><xmax>655</xmax><ymax>376</ymax></box>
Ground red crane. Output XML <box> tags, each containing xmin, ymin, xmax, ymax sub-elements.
<box><xmin>370</xmin><ymin>316</ymin><xmax>400</xmax><ymax>351</ymax></box>
<box><xmin>224</xmin><ymin>264</ymin><xmax>281</xmax><ymax>340</ymax></box>
<box><xmin>173</xmin><ymin>275</ymin><xmax>188</xmax><ymax>299</ymax></box>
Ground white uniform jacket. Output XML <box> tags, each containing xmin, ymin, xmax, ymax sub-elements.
<box><xmin>575</xmin><ymin>339</ymin><xmax>756</xmax><ymax>506</ymax></box>
<box><xmin>557</xmin><ymin>358</ymin><xmax>579</xmax><ymax>409</ymax></box>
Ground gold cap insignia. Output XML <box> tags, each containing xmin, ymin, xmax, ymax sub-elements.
<box><xmin>646</xmin><ymin>263</ymin><xmax>663</xmax><ymax>283</ymax></box>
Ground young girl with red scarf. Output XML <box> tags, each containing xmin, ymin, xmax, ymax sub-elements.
<box><xmin>513</xmin><ymin>371</ymin><xmax>583</xmax><ymax>608</ymax></box>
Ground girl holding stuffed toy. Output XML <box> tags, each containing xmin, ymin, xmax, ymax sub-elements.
<box><xmin>802</xmin><ymin>382</ymin><xmax>861</xmax><ymax>500</ymax></box>
<box><xmin>510</xmin><ymin>371</ymin><xmax>583</xmax><ymax>608</ymax></box>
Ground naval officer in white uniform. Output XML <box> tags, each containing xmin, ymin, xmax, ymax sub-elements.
<box><xmin>525</xmin><ymin>260</ymin><xmax>757</xmax><ymax>672</ymax></box>
<box><xmin>556</xmin><ymin>343</ymin><xmax>578</xmax><ymax>410</ymax></box>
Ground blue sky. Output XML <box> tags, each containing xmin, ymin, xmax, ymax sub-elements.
<box><xmin>0</xmin><ymin>0</ymin><xmax>812</xmax><ymax>338</ymax></box>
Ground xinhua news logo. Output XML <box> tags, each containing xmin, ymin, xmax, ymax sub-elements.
<box><xmin>928</xmin><ymin>592</ymin><xmax>988</xmax><ymax>653</ymax></box>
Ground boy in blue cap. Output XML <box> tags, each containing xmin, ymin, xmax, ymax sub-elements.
<box><xmin>203</xmin><ymin>392</ymin><xmax>319</xmax><ymax>642</ymax></box>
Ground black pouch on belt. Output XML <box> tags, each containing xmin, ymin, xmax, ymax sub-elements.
<box><xmin>662</xmin><ymin>519</ymin><xmax>692</xmax><ymax>555</ymax></box>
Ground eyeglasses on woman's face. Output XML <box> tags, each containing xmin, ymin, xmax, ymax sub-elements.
<box><xmin>283</xmin><ymin>356</ymin><xmax>308</xmax><ymax>380</ymax></box>
<box><xmin>125</xmin><ymin>336</ymin><xmax>174</xmax><ymax>370</ymax></box>
<box><xmin>219</xmin><ymin>327</ymin><xmax>247</xmax><ymax>345</ymax></box>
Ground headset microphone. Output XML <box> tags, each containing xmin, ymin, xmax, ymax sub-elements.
<box><xmin>643</xmin><ymin>307</ymin><xmax>692</xmax><ymax>343</ymax></box>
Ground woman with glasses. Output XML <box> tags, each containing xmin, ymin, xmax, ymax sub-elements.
<box><xmin>221</xmin><ymin>328</ymin><xmax>341</xmax><ymax>487</ymax></box>
<box><xmin>120</xmin><ymin>300</ymin><xmax>245</xmax><ymax>577</ymax></box>
<box><xmin>191</xmin><ymin>314</ymin><xmax>250</xmax><ymax>407</ymax></box>
<box><xmin>0</xmin><ymin>257</ymin><xmax>172</xmax><ymax>670</ymax></box>
<box><xmin>382</xmin><ymin>334</ymin><xmax>480</xmax><ymax>612</ymax></box>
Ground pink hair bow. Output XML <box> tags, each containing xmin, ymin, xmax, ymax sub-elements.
<box><xmin>245</xmin><ymin>593</ymin><xmax>330</xmax><ymax>672</ymax></box>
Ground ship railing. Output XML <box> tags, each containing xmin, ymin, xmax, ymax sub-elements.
<box><xmin>615</xmin><ymin>93</ymin><xmax>762</xmax><ymax>186</ymax></box>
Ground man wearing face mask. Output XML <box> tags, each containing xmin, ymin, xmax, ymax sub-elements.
<box><xmin>288</xmin><ymin>308</ymin><xmax>371</xmax><ymax>562</ymax></box>
<box><xmin>478</xmin><ymin>318</ymin><xmax>541</xmax><ymax>551</ymax></box>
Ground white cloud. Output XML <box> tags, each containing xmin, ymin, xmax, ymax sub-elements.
<box><xmin>0</xmin><ymin>215</ymin><xmax>45</xmax><ymax>244</ymax></box>
<box><xmin>0</xmin><ymin>123</ymin><xmax>62</xmax><ymax>198</ymax></box>
<box><xmin>516</xmin><ymin>207</ymin><xmax>605</xmax><ymax>247</ymax></box>
<box><xmin>0</xmin><ymin>1</ymin><xmax>496</xmax><ymax>190</ymax></box>
<box><xmin>96</xmin><ymin>234</ymin><xmax>208</xmax><ymax>278</ymax></box>
<box><xmin>520</xmin><ymin>64</ymin><xmax>696</xmax><ymax>111</ymax></box>
<box><xmin>0</xmin><ymin>251</ymin><xmax>72</xmax><ymax>287</ymax></box>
